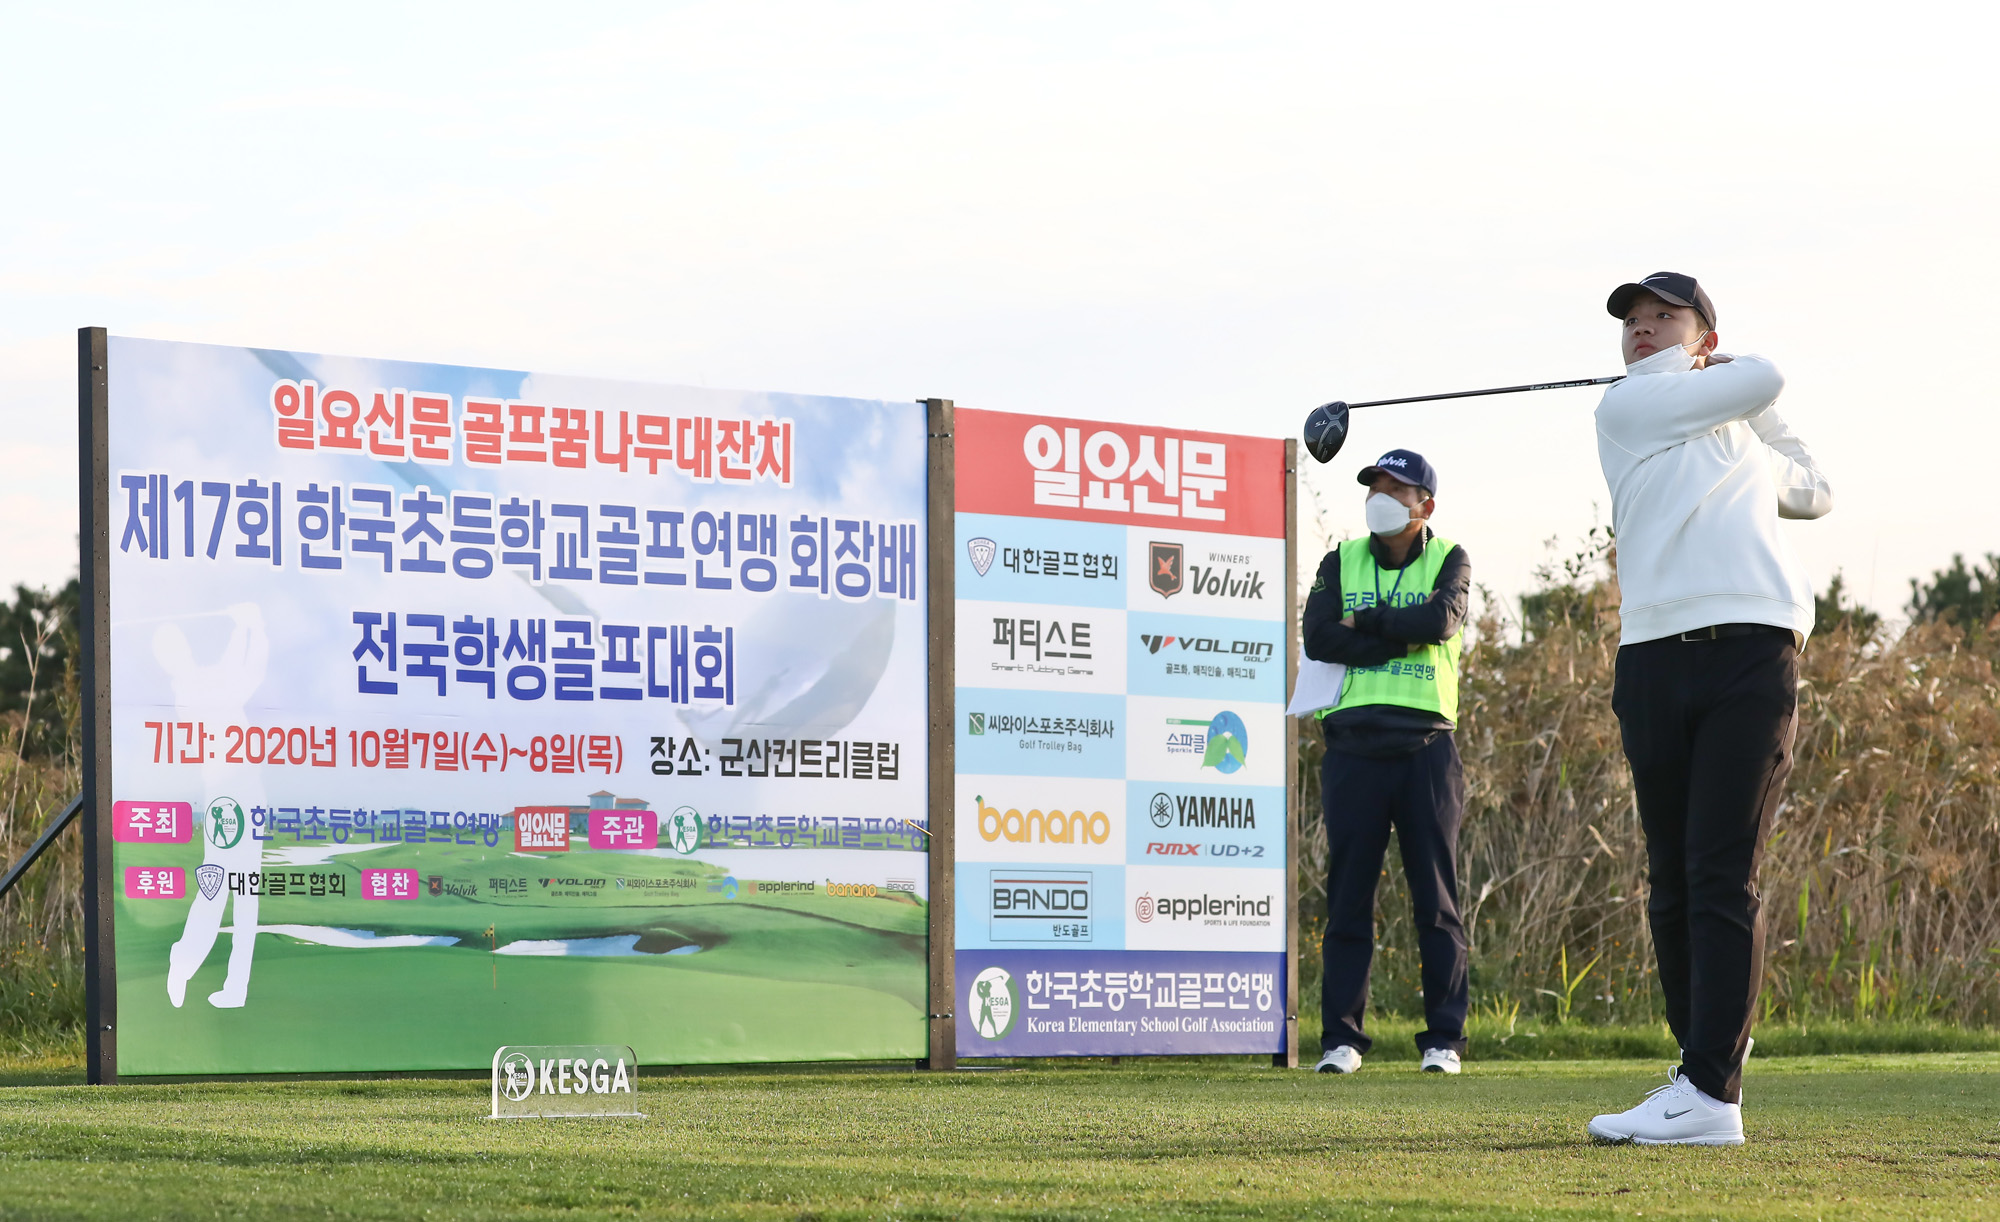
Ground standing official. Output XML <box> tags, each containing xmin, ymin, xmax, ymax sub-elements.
<box><xmin>1587</xmin><ymin>273</ymin><xmax>1833</xmax><ymax>1145</ymax></box>
<box><xmin>1303</xmin><ymin>449</ymin><xmax>1472</xmax><ymax>1075</ymax></box>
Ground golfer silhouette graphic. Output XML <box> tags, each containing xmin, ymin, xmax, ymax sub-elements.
<box><xmin>974</xmin><ymin>979</ymin><xmax>1000</xmax><ymax>1038</ymax></box>
<box><xmin>157</xmin><ymin>603</ymin><xmax>270</xmax><ymax>1009</ymax></box>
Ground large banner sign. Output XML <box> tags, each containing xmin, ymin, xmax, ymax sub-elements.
<box><xmin>951</xmin><ymin>408</ymin><xmax>1290</xmax><ymax>1056</ymax></box>
<box><xmin>100</xmin><ymin>337</ymin><xmax>930</xmax><ymax>1074</ymax></box>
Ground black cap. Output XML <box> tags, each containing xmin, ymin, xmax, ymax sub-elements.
<box><xmin>1607</xmin><ymin>271</ymin><xmax>1716</xmax><ymax>330</ymax></box>
<box><xmin>1357</xmin><ymin>449</ymin><xmax>1437</xmax><ymax>497</ymax></box>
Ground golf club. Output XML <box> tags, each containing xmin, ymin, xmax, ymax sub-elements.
<box><xmin>1303</xmin><ymin>375</ymin><xmax>1626</xmax><ymax>463</ymax></box>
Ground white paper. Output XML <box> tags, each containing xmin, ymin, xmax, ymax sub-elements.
<box><xmin>1285</xmin><ymin>658</ymin><xmax>1347</xmax><ymax>717</ymax></box>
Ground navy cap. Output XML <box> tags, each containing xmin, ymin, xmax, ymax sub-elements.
<box><xmin>1357</xmin><ymin>449</ymin><xmax>1437</xmax><ymax>497</ymax></box>
<box><xmin>1607</xmin><ymin>271</ymin><xmax>1716</xmax><ymax>330</ymax></box>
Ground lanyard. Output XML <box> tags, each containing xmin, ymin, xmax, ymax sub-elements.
<box><xmin>1372</xmin><ymin>533</ymin><xmax>1421</xmax><ymax>609</ymax></box>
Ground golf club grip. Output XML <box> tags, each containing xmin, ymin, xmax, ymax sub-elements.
<box><xmin>1348</xmin><ymin>376</ymin><xmax>1624</xmax><ymax>410</ymax></box>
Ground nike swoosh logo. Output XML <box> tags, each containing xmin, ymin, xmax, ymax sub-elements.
<box><xmin>1662</xmin><ymin>1108</ymin><xmax>1692</xmax><ymax>1119</ymax></box>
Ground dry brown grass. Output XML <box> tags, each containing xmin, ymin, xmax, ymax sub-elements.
<box><xmin>1296</xmin><ymin>534</ymin><xmax>2000</xmax><ymax>1031</ymax></box>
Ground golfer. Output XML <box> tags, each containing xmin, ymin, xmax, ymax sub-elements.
<box><xmin>1303</xmin><ymin>449</ymin><xmax>1471</xmax><ymax>1075</ymax></box>
<box><xmin>1587</xmin><ymin>273</ymin><xmax>1832</xmax><ymax>1144</ymax></box>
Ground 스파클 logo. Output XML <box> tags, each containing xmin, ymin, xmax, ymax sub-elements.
<box><xmin>967</xmin><ymin>537</ymin><xmax>997</xmax><ymax>577</ymax></box>
<box><xmin>1165</xmin><ymin>712</ymin><xmax>1249</xmax><ymax>774</ymax></box>
<box><xmin>1148</xmin><ymin>541</ymin><xmax>1184</xmax><ymax>597</ymax></box>
<box><xmin>969</xmin><ymin>966</ymin><xmax>1019</xmax><ymax>1039</ymax></box>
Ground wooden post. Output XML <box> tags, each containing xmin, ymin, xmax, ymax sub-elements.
<box><xmin>1275</xmin><ymin>439</ymin><xmax>1301</xmax><ymax>1069</ymax></box>
<box><xmin>78</xmin><ymin>327</ymin><xmax>117</xmax><ymax>1085</ymax></box>
<box><xmin>922</xmin><ymin>398</ymin><xmax>957</xmax><ymax>1070</ymax></box>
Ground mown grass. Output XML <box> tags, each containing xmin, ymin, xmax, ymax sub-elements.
<box><xmin>0</xmin><ymin>1053</ymin><xmax>1995</xmax><ymax>1220</ymax></box>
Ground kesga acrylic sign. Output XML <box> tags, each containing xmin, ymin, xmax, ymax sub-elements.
<box><xmin>93</xmin><ymin>336</ymin><xmax>932</xmax><ymax>1075</ymax></box>
<box><xmin>491</xmin><ymin>1044</ymin><xmax>642</xmax><ymax>1118</ymax></box>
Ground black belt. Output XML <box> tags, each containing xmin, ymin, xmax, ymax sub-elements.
<box><xmin>1676</xmin><ymin>623</ymin><xmax>1787</xmax><ymax>642</ymax></box>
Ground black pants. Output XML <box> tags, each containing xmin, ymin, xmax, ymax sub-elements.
<box><xmin>1320</xmin><ymin>733</ymin><xmax>1469</xmax><ymax>1056</ymax></box>
<box><xmin>1613</xmin><ymin>630</ymin><xmax>1798</xmax><ymax>1106</ymax></box>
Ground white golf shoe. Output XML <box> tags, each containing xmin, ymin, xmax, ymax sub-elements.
<box><xmin>1587</xmin><ymin>1069</ymin><xmax>1744</xmax><ymax>1146</ymax></box>
<box><xmin>1314</xmin><ymin>1046</ymin><xmax>1362</xmax><ymax>1074</ymax></box>
<box><xmin>1419</xmin><ymin>1048</ymin><xmax>1462</xmax><ymax>1074</ymax></box>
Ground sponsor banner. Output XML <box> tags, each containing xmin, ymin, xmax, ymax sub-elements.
<box><xmin>956</xmin><ymin>599</ymin><xmax>1126</xmax><ymax>694</ymax></box>
<box><xmin>1127</xmin><ymin>782</ymin><xmax>1285</xmax><ymax>866</ymax></box>
<box><xmin>1123</xmin><ymin>865</ymin><xmax>1284</xmax><ymax>951</ymax></box>
<box><xmin>956</xmin><ymin>862</ymin><xmax>1127</xmax><ymax>950</ymax></box>
<box><xmin>1127</xmin><ymin>610</ymin><xmax>1283</xmax><ymax>703</ymax></box>
<box><xmin>955</xmin><ymin>950</ymin><xmax>1285</xmax><ymax>1056</ymax></box>
<box><xmin>1125</xmin><ymin>696</ymin><xmax>1284</xmax><ymax>788</ymax></box>
<box><xmin>955</xmin><ymin>775</ymin><xmax>1125</xmax><ymax>865</ymax></box>
<box><xmin>1124</xmin><ymin>528</ymin><xmax>1285</xmax><ymax>620</ymax></box>
<box><xmin>956</xmin><ymin>512</ymin><xmax>1126</xmax><ymax>609</ymax></box>
<box><xmin>104</xmin><ymin>336</ymin><xmax>929</xmax><ymax>1074</ymax></box>
<box><xmin>956</xmin><ymin>409</ymin><xmax>1286</xmax><ymax>539</ymax></box>
<box><xmin>956</xmin><ymin>688</ymin><xmax>1126</xmax><ymax>779</ymax></box>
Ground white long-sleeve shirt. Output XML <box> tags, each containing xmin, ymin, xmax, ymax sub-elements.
<box><xmin>1594</xmin><ymin>352</ymin><xmax>1833</xmax><ymax>645</ymax></box>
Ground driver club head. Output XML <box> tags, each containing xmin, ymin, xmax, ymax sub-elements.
<box><xmin>1303</xmin><ymin>401</ymin><xmax>1350</xmax><ymax>464</ymax></box>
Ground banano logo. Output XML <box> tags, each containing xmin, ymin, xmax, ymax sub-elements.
<box><xmin>977</xmin><ymin>795</ymin><xmax>1112</xmax><ymax>846</ymax></box>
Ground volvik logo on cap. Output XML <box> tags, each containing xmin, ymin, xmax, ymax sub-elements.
<box><xmin>1375</xmin><ymin>454</ymin><xmax>1407</xmax><ymax>468</ymax></box>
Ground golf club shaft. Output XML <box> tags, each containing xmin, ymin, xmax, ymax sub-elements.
<box><xmin>1348</xmin><ymin>375</ymin><xmax>1623</xmax><ymax>410</ymax></box>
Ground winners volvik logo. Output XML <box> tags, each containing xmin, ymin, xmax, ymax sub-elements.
<box><xmin>1148</xmin><ymin>541</ymin><xmax>1183</xmax><ymax>598</ymax></box>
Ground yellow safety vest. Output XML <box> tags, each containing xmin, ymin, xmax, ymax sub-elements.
<box><xmin>1322</xmin><ymin>533</ymin><xmax>1462</xmax><ymax>724</ymax></box>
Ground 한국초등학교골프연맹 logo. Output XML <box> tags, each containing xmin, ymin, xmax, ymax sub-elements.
<box><xmin>969</xmin><ymin>966</ymin><xmax>1018</xmax><ymax>1039</ymax></box>
<box><xmin>664</xmin><ymin>806</ymin><xmax>702</xmax><ymax>854</ymax></box>
<box><xmin>204</xmin><ymin>797</ymin><xmax>245</xmax><ymax>849</ymax></box>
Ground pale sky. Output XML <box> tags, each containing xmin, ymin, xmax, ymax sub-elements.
<box><xmin>3</xmin><ymin>2</ymin><xmax>1994</xmax><ymax>625</ymax></box>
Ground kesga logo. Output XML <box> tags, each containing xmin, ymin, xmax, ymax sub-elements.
<box><xmin>976</xmin><ymin>795</ymin><xmax>1112</xmax><ymax>846</ymax></box>
<box><xmin>1137</xmin><ymin>632</ymin><xmax>1274</xmax><ymax>661</ymax></box>
<box><xmin>969</xmin><ymin>966</ymin><xmax>1019</xmax><ymax>1039</ymax></box>
<box><xmin>514</xmin><ymin>807</ymin><xmax>571</xmax><ymax>852</ymax></box>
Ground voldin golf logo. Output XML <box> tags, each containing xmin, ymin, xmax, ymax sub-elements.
<box><xmin>967</xmin><ymin>537</ymin><xmax>997</xmax><ymax>576</ymax></box>
<box><xmin>1137</xmin><ymin>633</ymin><xmax>1274</xmax><ymax>661</ymax></box>
<box><xmin>969</xmin><ymin>966</ymin><xmax>1018</xmax><ymax>1039</ymax></box>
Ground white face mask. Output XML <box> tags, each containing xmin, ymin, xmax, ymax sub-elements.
<box><xmin>1365</xmin><ymin>492</ymin><xmax>1418</xmax><ymax>536</ymax></box>
<box><xmin>1625</xmin><ymin>332</ymin><xmax>1709</xmax><ymax>374</ymax></box>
